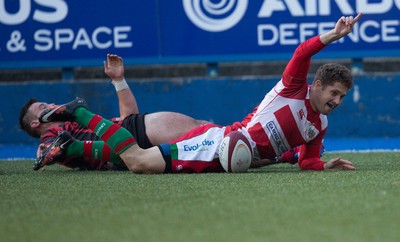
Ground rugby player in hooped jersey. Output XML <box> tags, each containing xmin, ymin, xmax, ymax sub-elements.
<box><xmin>38</xmin><ymin>14</ymin><xmax>361</xmax><ymax>173</ymax></box>
<box><xmin>21</xmin><ymin>54</ymin><xmax>301</xmax><ymax>171</ymax></box>
<box><xmin>19</xmin><ymin>54</ymin><xmax>210</xmax><ymax>170</ymax></box>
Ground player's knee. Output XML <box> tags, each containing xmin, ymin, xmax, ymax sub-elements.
<box><xmin>119</xmin><ymin>147</ymin><xmax>146</xmax><ymax>173</ymax></box>
<box><xmin>123</xmin><ymin>150</ymin><xmax>152</xmax><ymax>174</ymax></box>
<box><xmin>127</xmin><ymin>161</ymin><xmax>147</xmax><ymax>173</ymax></box>
<box><xmin>120</xmin><ymin>146</ymin><xmax>164</xmax><ymax>174</ymax></box>
<box><xmin>125</xmin><ymin>156</ymin><xmax>147</xmax><ymax>174</ymax></box>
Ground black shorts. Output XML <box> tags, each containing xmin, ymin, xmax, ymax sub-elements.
<box><xmin>120</xmin><ymin>113</ymin><xmax>153</xmax><ymax>149</ymax></box>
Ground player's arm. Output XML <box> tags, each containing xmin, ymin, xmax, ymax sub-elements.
<box><xmin>298</xmin><ymin>132</ymin><xmax>355</xmax><ymax>171</ymax></box>
<box><xmin>104</xmin><ymin>54</ymin><xmax>139</xmax><ymax>119</ymax></box>
<box><xmin>281</xmin><ymin>31</ymin><xmax>325</xmax><ymax>89</ymax></box>
<box><xmin>319</xmin><ymin>13</ymin><xmax>362</xmax><ymax>45</ymax></box>
<box><xmin>299</xmin><ymin>148</ymin><xmax>355</xmax><ymax>171</ymax></box>
<box><xmin>297</xmin><ymin>130</ymin><xmax>326</xmax><ymax>170</ymax></box>
<box><xmin>282</xmin><ymin>13</ymin><xmax>362</xmax><ymax>88</ymax></box>
<box><xmin>297</xmin><ymin>143</ymin><xmax>325</xmax><ymax>170</ymax></box>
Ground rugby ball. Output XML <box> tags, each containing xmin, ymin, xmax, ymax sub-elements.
<box><xmin>218</xmin><ymin>131</ymin><xmax>253</xmax><ymax>173</ymax></box>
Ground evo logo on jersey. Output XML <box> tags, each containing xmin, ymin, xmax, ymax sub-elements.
<box><xmin>183</xmin><ymin>139</ymin><xmax>215</xmax><ymax>152</ymax></box>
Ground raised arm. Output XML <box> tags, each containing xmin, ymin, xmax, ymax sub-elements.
<box><xmin>104</xmin><ymin>54</ymin><xmax>139</xmax><ymax>119</ymax></box>
<box><xmin>319</xmin><ymin>13</ymin><xmax>362</xmax><ymax>45</ymax></box>
<box><xmin>283</xmin><ymin>13</ymin><xmax>362</xmax><ymax>85</ymax></box>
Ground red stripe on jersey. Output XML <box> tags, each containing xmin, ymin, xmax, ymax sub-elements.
<box><xmin>83</xmin><ymin>141</ymin><xmax>93</xmax><ymax>158</ymax></box>
<box><xmin>114</xmin><ymin>138</ymin><xmax>136</xmax><ymax>154</ymax></box>
<box><xmin>274</xmin><ymin>105</ymin><xmax>305</xmax><ymax>148</ymax></box>
<box><xmin>279</xmin><ymin>73</ymin><xmax>308</xmax><ymax>100</ymax></box>
<box><xmin>102</xmin><ymin>145</ymin><xmax>111</xmax><ymax>161</ymax></box>
<box><xmin>101</xmin><ymin>124</ymin><xmax>120</xmax><ymax>142</ymax></box>
<box><xmin>248</xmin><ymin>122</ymin><xmax>276</xmax><ymax>158</ymax></box>
<box><xmin>87</xmin><ymin>115</ymin><xmax>103</xmax><ymax>131</ymax></box>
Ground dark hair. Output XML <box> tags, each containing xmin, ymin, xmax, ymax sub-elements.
<box><xmin>314</xmin><ymin>63</ymin><xmax>353</xmax><ymax>90</ymax></box>
<box><xmin>19</xmin><ymin>98</ymin><xmax>41</xmax><ymax>138</ymax></box>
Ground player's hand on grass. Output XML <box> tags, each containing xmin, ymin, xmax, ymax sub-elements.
<box><xmin>324</xmin><ymin>157</ymin><xmax>355</xmax><ymax>171</ymax></box>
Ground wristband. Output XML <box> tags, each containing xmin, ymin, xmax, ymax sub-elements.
<box><xmin>111</xmin><ymin>78</ymin><xmax>129</xmax><ymax>91</ymax></box>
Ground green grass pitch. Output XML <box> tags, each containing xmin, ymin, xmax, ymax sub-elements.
<box><xmin>1</xmin><ymin>152</ymin><xmax>400</xmax><ymax>242</ymax></box>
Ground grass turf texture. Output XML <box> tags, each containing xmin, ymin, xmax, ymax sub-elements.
<box><xmin>1</xmin><ymin>152</ymin><xmax>400</xmax><ymax>242</ymax></box>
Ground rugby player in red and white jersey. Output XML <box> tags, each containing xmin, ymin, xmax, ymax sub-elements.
<box><xmin>38</xmin><ymin>14</ymin><xmax>361</xmax><ymax>173</ymax></box>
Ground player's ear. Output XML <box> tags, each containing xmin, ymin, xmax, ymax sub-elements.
<box><xmin>30</xmin><ymin>120</ymin><xmax>40</xmax><ymax>128</ymax></box>
<box><xmin>313</xmin><ymin>79</ymin><xmax>323</xmax><ymax>89</ymax></box>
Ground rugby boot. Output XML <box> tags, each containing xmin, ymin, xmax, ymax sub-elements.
<box><xmin>39</xmin><ymin>97</ymin><xmax>88</xmax><ymax>123</ymax></box>
<box><xmin>33</xmin><ymin>131</ymin><xmax>74</xmax><ymax>170</ymax></box>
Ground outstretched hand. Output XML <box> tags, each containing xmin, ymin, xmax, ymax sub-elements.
<box><xmin>333</xmin><ymin>13</ymin><xmax>363</xmax><ymax>38</ymax></box>
<box><xmin>324</xmin><ymin>157</ymin><xmax>355</xmax><ymax>171</ymax></box>
<box><xmin>104</xmin><ymin>54</ymin><xmax>124</xmax><ymax>81</ymax></box>
<box><xmin>320</xmin><ymin>13</ymin><xmax>363</xmax><ymax>44</ymax></box>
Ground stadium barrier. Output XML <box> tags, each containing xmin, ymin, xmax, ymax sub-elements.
<box><xmin>2</xmin><ymin>73</ymin><xmax>400</xmax><ymax>147</ymax></box>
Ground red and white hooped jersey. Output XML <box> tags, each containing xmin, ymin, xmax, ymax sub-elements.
<box><xmin>233</xmin><ymin>80</ymin><xmax>327</xmax><ymax>159</ymax></box>
<box><xmin>169</xmin><ymin>36</ymin><xmax>329</xmax><ymax>171</ymax></box>
<box><xmin>226</xmin><ymin>35</ymin><xmax>328</xmax><ymax>169</ymax></box>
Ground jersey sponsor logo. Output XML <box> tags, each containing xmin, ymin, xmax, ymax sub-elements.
<box><xmin>95</xmin><ymin>122</ymin><xmax>106</xmax><ymax>136</ymax></box>
<box><xmin>298</xmin><ymin>109</ymin><xmax>305</xmax><ymax>120</ymax></box>
<box><xmin>183</xmin><ymin>0</ymin><xmax>248</xmax><ymax>32</ymax></box>
<box><xmin>183</xmin><ymin>139</ymin><xmax>215</xmax><ymax>151</ymax></box>
<box><xmin>266</xmin><ymin>121</ymin><xmax>287</xmax><ymax>154</ymax></box>
<box><xmin>306</xmin><ymin>126</ymin><xmax>318</xmax><ymax>140</ymax></box>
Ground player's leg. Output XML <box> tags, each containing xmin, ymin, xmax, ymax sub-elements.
<box><xmin>39</xmin><ymin>98</ymin><xmax>136</xmax><ymax>155</ymax></box>
<box><xmin>39</xmin><ymin>98</ymin><xmax>165</xmax><ymax>173</ymax></box>
<box><xmin>35</xmin><ymin>131</ymin><xmax>123</xmax><ymax>170</ymax></box>
<box><xmin>144</xmin><ymin>112</ymin><xmax>210</xmax><ymax>146</ymax></box>
<box><xmin>157</xmin><ymin>124</ymin><xmax>226</xmax><ymax>173</ymax></box>
<box><xmin>67</xmin><ymin>139</ymin><xmax>122</xmax><ymax>165</ymax></box>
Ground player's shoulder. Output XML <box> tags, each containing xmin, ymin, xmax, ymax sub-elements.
<box><xmin>319</xmin><ymin>114</ymin><xmax>328</xmax><ymax>130</ymax></box>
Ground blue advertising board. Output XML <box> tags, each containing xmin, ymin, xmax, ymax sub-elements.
<box><xmin>0</xmin><ymin>0</ymin><xmax>399</xmax><ymax>69</ymax></box>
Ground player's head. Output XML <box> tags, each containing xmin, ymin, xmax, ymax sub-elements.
<box><xmin>314</xmin><ymin>63</ymin><xmax>353</xmax><ymax>89</ymax></box>
<box><xmin>19</xmin><ymin>99</ymin><xmax>56</xmax><ymax>138</ymax></box>
<box><xmin>310</xmin><ymin>63</ymin><xmax>353</xmax><ymax>115</ymax></box>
